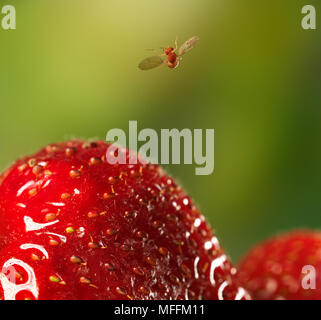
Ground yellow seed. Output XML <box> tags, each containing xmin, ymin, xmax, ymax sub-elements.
<box><xmin>136</xmin><ymin>231</ymin><xmax>145</xmax><ymax>239</ymax></box>
<box><xmin>15</xmin><ymin>272</ymin><xmax>23</xmax><ymax>281</ymax></box>
<box><xmin>45</xmin><ymin>213</ymin><xmax>57</xmax><ymax>221</ymax></box>
<box><xmin>88</xmin><ymin>211</ymin><xmax>98</xmax><ymax>218</ymax></box>
<box><xmin>82</xmin><ymin>141</ymin><xmax>98</xmax><ymax>149</ymax></box>
<box><xmin>18</xmin><ymin>164</ymin><xmax>27</xmax><ymax>172</ymax></box>
<box><xmin>49</xmin><ymin>239</ymin><xmax>59</xmax><ymax>246</ymax></box>
<box><xmin>88</xmin><ymin>242</ymin><xmax>99</xmax><ymax>249</ymax></box>
<box><xmin>103</xmin><ymin>192</ymin><xmax>113</xmax><ymax>199</ymax></box>
<box><xmin>32</xmin><ymin>165</ymin><xmax>43</xmax><ymax>175</ymax></box>
<box><xmin>79</xmin><ymin>276</ymin><xmax>91</xmax><ymax>284</ymax></box>
<box><xmin>61</xmin><ymin>193</ymin><xmax>71</xmax><ymax>200</ymax></box>
<box><xmin>28</xmin><ymin>188</ymin><xmax>37</xmax><ymax>197</ymax></box>
<box><xmin>65</xmin><ymin>147</ymin><xmax>76</xmax><ymax>156</ymax></box>
<box><xmin>146</xmin><ymin>256</ymin><xmax>156</xmax><ymax>266</ymax></box>
<box><xmin>105</xmin><ymin>263</ymin><xmax>115</xmax><ymax>271</ymax></box>
<box><xmin>66</xmin><ymin>227</ymin><xmax>75</xmax><ymax>233</ymax></box>
<box><xmin>158</xmin><ymin>247</ymin><xmax>168</xmax><ymax>256</ymax></box>
<box><xmin>133</xmin><ymin>267</ymin><xmax>144</xmax><ymax>276</ymax></box>
<box><xmin>106</xmin><ymin>228</ymin><xmax>118</xmax><ymax>236</ymax></box>
<box><xmin>31</xmin><ymin>253</ymin><xmax>40</xmax><ymax>261</ymax></box>
<box><xmin>108</xmin><ymin>176</ymin><xmax>118</xmax><ymax>184</ymax></box>
<box><xmin>49</xmin><ymin>275</ymin><xmax>60</xmax><ymax>283</ymax></box>
<box><xmin>138</xmin><ymin>286</ymin><xmax>149</xmax><ymax>295</ymax></box>
<box><xmin>28</xmin><ymin>159</ymin><xmax>37</xmax><ymax>167</ymax></box>
<box><xmin>70</xmin><ymin>255</ymin><xmax>83</xmax><ymax>264</ymax></box>
<box><xmin>173</xmin><ymin>239</ymin><xmax>184</xmax><ymax>246</ymax></box>
<box><xmin>46</xmin><ymin>145</ymin><xmax>59</xmax><ymax>153</ymax></box>
<box><xmin>116</xmin><ymin>287</ymin><xmax>127</xmax><ymax>296</ymax></box>
<box><xmin>69</xmin><ymin>170</ymin><xmax>81</xmax><ymax>178</ymax></box>
<box><xmin>89</xmin><ymin>157</ymin><xmax>101</xmax><ymax>166</ymax></box>
<box><xmin>152</xmin><ymin>221</ymin><xmax>162</xmax><ymax>228</ymax></box>
<box><xmin>120</xmin><ymin>244</ymin><xmax>130</xmax><ymax>251</ymax></box>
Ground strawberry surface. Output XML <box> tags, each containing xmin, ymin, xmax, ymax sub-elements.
<box><xmin>0</xmin><ymin>140</ymin><xmax>247</xmax><ymax>300</ymax></box>
<box><xmin>238</xmin><ymin>231</ymin><xmax>321</xmax><ymax>300</ymax></box>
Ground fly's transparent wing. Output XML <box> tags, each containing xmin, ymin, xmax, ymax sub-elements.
<box><xmin>178</xmin><ymin>36</ymin><xmax>199</xmax><ymax>56</ymax></box>
<box><xmin>138</xmin><ymin>56</ymin><xmax>164</xmax><ymax>70</ymax></box>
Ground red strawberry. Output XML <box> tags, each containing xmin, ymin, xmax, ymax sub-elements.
<box><xmin>0</xmin><ymin>140</ymin><xmax>248</xmax><ymax>300</ymax></box>
<box><xmin>238</xmin><ymin>231</ymin><xmax>321</xmax><ymax>300</ymax></box>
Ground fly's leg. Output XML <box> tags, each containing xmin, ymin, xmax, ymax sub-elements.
<box><xmin>174</xmin><ymin>36</ymin><xmax>178</xmax><ymax>51</ymax></box>
<box><xmin>146</xmin><ymin>48</ymin><xmax>165</xmax><ymax>56</ymax></box>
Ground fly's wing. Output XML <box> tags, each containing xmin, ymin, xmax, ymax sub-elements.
<box><xmin>178</xmin><ymin>36</ymin><xmax>199</xmax><ymax>56</ymax></box>
<box><xmin>138</xmin><ymin>56</ymin><xmax>164</xmax><ymax>70</ymax></box>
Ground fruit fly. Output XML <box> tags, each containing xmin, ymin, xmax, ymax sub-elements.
<box><xmin>138</xmin><ymin>36</ymin><xmax>199</xmax><ymax>71</ymax></box>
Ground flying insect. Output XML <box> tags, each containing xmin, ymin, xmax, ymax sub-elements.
<box><xmin>138</xmin><ymin>36</ymin><xmax>199</xmax><ymax>71</ymax></box>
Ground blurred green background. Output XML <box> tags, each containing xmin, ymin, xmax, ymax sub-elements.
<box><xmin>0</xmin><ymin>0</ymin><xmax>320</xmax><ymax>262</ymax></box>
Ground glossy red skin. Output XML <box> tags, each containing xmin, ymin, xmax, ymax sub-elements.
<box><xmin>238</xmin><ymin>231</ymin><xmax>321</xmax><ymax>300</ymax></box>
<box><xmin>0</xmin><ymin>140</ymin><xmax>247</xmax><ymax>300</ymax></box>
